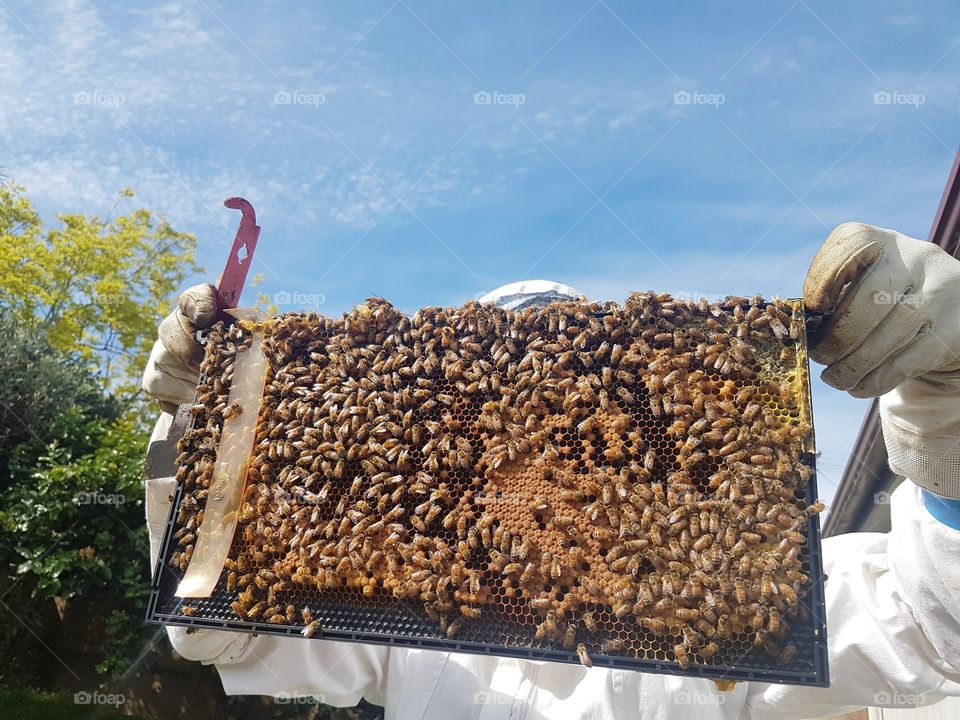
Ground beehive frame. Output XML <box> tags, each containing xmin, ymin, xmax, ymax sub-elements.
<box><xmin>147</xmin><ymin>293</ymin><xmax>829</xmax><ymax>687</ymax></box>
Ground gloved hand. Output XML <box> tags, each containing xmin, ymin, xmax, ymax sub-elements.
<box><xmin>804</xmin><ymin>222</ymin><xmax>960</xmax><ymax>398</ymax></box>
<box><xmin>142</xmin><ymin>284</ymin><xmax>218</xmax><ymax>414</ymax></box>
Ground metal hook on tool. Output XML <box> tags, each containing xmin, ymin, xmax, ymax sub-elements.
<box><xmin>196</xmin><ymin>197</ymin><xmax>262</xmax><ymax>345</ymax></box>
<box><xmin>217</xmin><ymin>197</ymin><xmax>261</xmax><ymax>316</ymax></box>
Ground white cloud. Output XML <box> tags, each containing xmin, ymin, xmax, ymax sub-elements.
<box><xmin>46</xmin><ymin>0</ymin><xmax>108</xmax><ymax>72</ymax></box>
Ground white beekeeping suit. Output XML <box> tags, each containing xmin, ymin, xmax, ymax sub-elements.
<box><xmin>142</xmin><ymin>224</ymin><xmax>960</xmax><ymax>720</ymax></box>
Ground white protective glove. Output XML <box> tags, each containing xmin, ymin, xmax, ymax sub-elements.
<box><xmin>804</xmin><ymin>222</ymin><xmax>960</xmax><ymax>397</ymax></box>
<box><xmin>142</xmin><ymin>283</ymin><xmax>218</xmax><ymax>414</ymax></box>
<box><xmin>804</xmin><ymin>222</ymin><xmax>960</xmax><ymax>499</ymax></box>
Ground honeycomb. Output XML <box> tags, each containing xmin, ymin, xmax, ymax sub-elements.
<box><xmin>158</xmin><ymin>292</ymin><xmax>826</xmax><ymax>680</ymax></box>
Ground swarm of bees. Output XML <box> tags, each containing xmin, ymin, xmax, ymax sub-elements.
<box><xmin>170</xmin><ymin>292</ymin><xmax>823</xmax><ymax>673</ymax></box>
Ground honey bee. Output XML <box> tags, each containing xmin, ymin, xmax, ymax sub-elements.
<box><xmin>778</xmin><ymin>583</ymin><xmax>798</xmax><ymax>605</ymax></box>
<box><xmin>527</xmin><ymin>496</ymin><xmax>549</xmax><ymax>512</ymax></box>
<box><xmin>222</xmin><ymin>400</ymin><xmax>244</xmax><ymax>420</ymax></box>
<box><xmin>784</xmin><ymin>569</ymin><xmax>809</xmax><ymax>585</ymax></box>
<box><xmin>734</xmin><ymin>577</ymin><xmax>747</xmax><ymax>605</ymax></box>
<box><xmin>717</xmin><ymin>614</ymin><xmax>732</xmax><ymax>638</ymax></box>
<box><xmin>559</xmin><ymin>489</ymin><xmax>581</xmax><ymax>503</ymax></box>
<box><xmin>446</xmin><ymin>619</ymin><xmax>462</xmax><ymax>638</ymax></box>
<box><xmin>246</xmin><ymin>601</ymin><xmax>265</xmax><ymax>619</ymax></box>
<box><xmin>760</xmin><ymin>573</ymin><xmax>774</xmax><ymax>601</ymax></box>
<box><xmin>681</xmin><ymin>625</ymin><xmax>701</xmax><ymax>652</ymax></box>
<box><xmin>302</xmin><ymin>620</ymin><xmax>321</xmax><ymax>638</ymax></box>
<box><xmin>699</xmin><ymin>641</ymin><xmax>719</xmax><ymax>659</ymax></box>
<box><xmin>779</xmin><ymin>643</ymin><xmax>797</xmax><ymax>665</ymax></box>
<box><xmin>750</xmin><ymin>606</ymin><xmax>768</xmax><ymax>631</ymax></box>
<box><xmin>501</xmin><ymin>562</ymin><xmax>521</xmax><ymax>576</ymax></box>
<box><xmin>601</xmin><ymin>637</ymin><xmax>625</xmax><ymax>654</ymax></box>
<box><xmin>542</xmin><ymin>610</ymin><xmax>559</xmax><ymax>637</ymax></box>
<box><xmin>767</xmin><ymin>607</ymin><xmax>781</xmax><ymax>633</ymax></box>
<box><xmin>646</xmin><ymin>618</ymin><xmax>669</xmax><ymax>635</ymax></box>
<box><xmin>674</xmin><ymin>644</ymin><xmax>689</xmax><ymax>668</ymax></box>
<box><xmin>576</xmin><ymin>643</ymin><xmax>593</xmax><ymax>668</ymax></box>
<box><xmin>613</xmin><ymin>601</ymin><xmax>632</xmax><ymax>618</ymax></box>
<box><xmin>644</xmin><ymin>449</ymin><xmax>656</xmax><ymax>471</ymax></box>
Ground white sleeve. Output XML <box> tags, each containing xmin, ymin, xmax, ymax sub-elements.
<box><xmin>744</xmin><ymin>484</ymin><xmax>960</xmax><ymax>719</ymax></box>
<box><xmin>214</xmin><ymin>636</ymin><xmax>389</xmax><ymax>706</ymax></box>
<box><xmin>879</xmin><ymin>379</ymin><xmax>960</xmax><ymax>499</ymax></box>
<box><xmin>744</xmin><ymin>383</ymin><xmax>960</xmax><ymax>719</ymax></box>
<box><xmin>145</xmin><ymin>413</ymin><xmax>389</xmax><ymax>703</ymax></box>
<box><xmin>145</xmin><ymin>412</ymin><xmax>252</xmax><ymax>663</ymax></box>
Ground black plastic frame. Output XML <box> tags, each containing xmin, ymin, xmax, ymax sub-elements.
<box><xmin>146</xmin><ymin>309</ymin><xmax>830</xmax><ymax>687</ymax></box>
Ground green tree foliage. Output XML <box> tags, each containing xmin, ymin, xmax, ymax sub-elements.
<box><xmin>0</xmin><ymin>183</ymin><xmax>200</xmax><ymax>388</ymax></box>
<box><xmin>0</xmin><ymin>310</ymin><xmax>118</xmax><ymax>486</ymax></box>
<box><xmin>0</xmin><ymin>185</ymin><xmax>199</xmax><ymax>683</ymax></box>
<box><xmin>0</xmin><ymin>412</ymin><xmax>152</xmax><ymax>676</ymax></box>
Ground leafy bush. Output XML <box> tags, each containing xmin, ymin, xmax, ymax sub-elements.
<box><xmin>0</xmin><ymin>310</ymin><xmax>118</xmax><ymax>488</ymax></box>
<box><xmin>0</xmin><ymin>410</ymin><xmax>153</xmax><ymax>679</ymax></box>
<box><xmin>0</xmin><ymin>184</ymin><xmax>196</xmax><ymax>684</ymax></box>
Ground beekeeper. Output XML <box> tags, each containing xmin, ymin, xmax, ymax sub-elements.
<box><xmin>142</xmin><ymin>222</ymin><xmax>960</xmax><ymax>720</ymax></box>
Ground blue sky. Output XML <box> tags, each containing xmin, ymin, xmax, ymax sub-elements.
<box><xmin>2</xmin><ymin>0</ymin><xmax>958</xmax><ymax>506</ymax></box>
